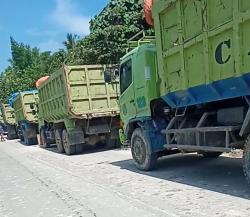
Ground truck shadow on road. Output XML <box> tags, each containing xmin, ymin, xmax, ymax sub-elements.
<box><xmin>111</xmin><ymin>154</ymin><xmax>250</xmax><ymax>200</ymax></box>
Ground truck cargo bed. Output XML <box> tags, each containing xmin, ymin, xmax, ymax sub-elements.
<box><xmin>153</xmin><ymin>0</ymin><xmax>250</xmax><ymax>108</ymax></box>
<box><xmin>38</xmin><ymin>65</ymin><xmax>119</xmax><ymax>122</ymax></box>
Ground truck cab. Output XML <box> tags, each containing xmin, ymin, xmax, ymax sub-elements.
<box><xmin>119</xmin><ymin>44</ymin><xmax>169</xmax><ymax>170</ymax></box>
<box><xmin>119</xmin><ymin>44</ymin><xmax>159</xmax><ymax>130</ymax></box>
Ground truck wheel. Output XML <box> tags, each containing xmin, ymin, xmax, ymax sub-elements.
<box><xmin>62</xmin><ymin>130</ymin><xmax>76</xmax><ymax>155</ymax></box>
<box><xmin>131</xmin><ymin>128</ymin><xmax>157</xmax><ymax>171</ymax></box>
<box><xmin>75</xmin><ymin>143</ymin><xmax>83</xmax><ymax>154</ymax></box>
<box><xmin>243</xmin><ymin>136</ymin><xmax>250</xmax><ymax>184</ymax></box>
<box><xmin>40</xmin><ymin>129</ymin><xmax>50</xmax><ymax>148</ymax></box>
<box><xmin>22</xmin><ymin>130</ymin><xmax>28</xmax><ymax>145</ymax></box>
<box><xmin>105</xmin><ymin>134</ymin><xmax>117</xmax><ymax>149</ymax></box>
<box><xmin>7</xmin><ymin>134</ymin><xmax>17</xmax><ymax>140</ymax></box>
<box><xmin>19</xmin><ymin>135</ymin><xmax>24</xmax><ymax>142</ymax></box>
<box><xmin>55</xmin><ymin>129</ymin><xmax>65</xmax><ymax>153</ymax></box>
<box><xmin>199</xmin><ymin>151</ymin><xmax>222</xmax><ymax>158</ymax></box>
<box><xmin>26</xmin><ymin>137</ymin><xmax>38</xmax><ymax>146</ymax></box>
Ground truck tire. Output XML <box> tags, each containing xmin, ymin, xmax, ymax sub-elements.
<box><xmin>55</xmin><ymin>129</ymin><xmax>65</xmax><ymax>153</ymax></box>
<box><xmin>40</xmin><ymin>128</ymin><xmax>50</xmax><ymax>148</ymax></box>
<box><xmin>144</xmin><ymin>0</ymin><xmax>154</xmax><ymax>26</ymax></box>
<box><xmin>131</xmin><ymin>128</ymin><xmax>157</xmax><ymax>171</ymax></box>
<box><xmin>199</xmin><ymin>151</ymin><xmax>222</xmax><ymax>158</ymax></box>
<box><xmin>19</xmin><ymin>135</ymin><xmax>24</xmax><ymax>142</ymax></box>
<box><xmin>26</xmin><ymin>137</ymin><xmax>38</xmax><ymax>146</ymax></box>
<box><xmin>243</xmin><ymin>136</ymin><xmax>250</xmax><ymax>184</ymax></box>
<box><xmin>6</xmin><ymin>125</ymin><xmax>18</xmax><ymax>140</ymax></box>
<box><xmin>62</xmin><ymin>130</ymin><xmax>76</xmax><ymax>155</ymax></box>
<box><xmin>105</xmin><ymin>134</ymin><xmax>117</xmax><ymax>149</ymax></box>
<box><xmin>22</xmin><ymin>130</ymin><xmax>28</xmax><ymax>145</ymax></box>
<box><xmin>75</xmin><ymin>143</ymin><xmax>83</xmax><ymax>154</ymax></box>
<box><xmin>7</xmin><ymin>134</ymin><xmax>17</xmax><ymax>140</ymax></box>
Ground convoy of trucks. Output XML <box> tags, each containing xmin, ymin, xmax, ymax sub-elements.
<box><xmin>1</xmin><ymin>0</ymin><xmax>250</xmax><ymax>184</ymax></box>
<box><xmin>37</xmin><ymin>64</ymin><xmax>120</xmax><ymax>155</ymax></box>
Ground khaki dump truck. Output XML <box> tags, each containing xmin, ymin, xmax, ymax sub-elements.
<box><xmin>0</xmin><ymin>109</ymin><xmax>3</xmax><ymax>123</ymax></box>
<box><xmin>38</xmin><ymin>64</ymin><xmax>120</xmax><ymax>155</ymax></box>
<box><xmin>1</xmin><ymin>103</ymin><xmax>18</xmax><ymax>139</ymax></box>
<box><xmin>0</xmin><ymin>108</ymin><xmax>7</xmax><ymax>136</ymax></box>
<box><xmin>11</xmin><ymin>91</ymin><xmax>39</xmax><ymax>145</ymax></box>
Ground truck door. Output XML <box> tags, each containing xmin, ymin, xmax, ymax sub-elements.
<box><xmin>119</xmin><ymin>59</ymin><xmax>137</xmax><ymax>123</ymax></box>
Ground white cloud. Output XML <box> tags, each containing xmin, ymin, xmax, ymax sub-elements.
<box><xmin>51</xmin><ymin>0</ymin><xmax>91</xmax><ymax>35</ymax></box>
<box><xmin>38</xmin><ymin>39</ymin><xmax>63</xmax><ymax>52</ymax></box>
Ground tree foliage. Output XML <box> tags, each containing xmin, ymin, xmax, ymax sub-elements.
<box><xmin>0</xmin><ymin>38</ymin><xmax>66</xmax><ymax>103</ymax></box>
<box><xmin>65</xmin><ymin>0</ymin><xmax>149</xmax><ymax>65</ymax></box>
<box><xmin>0</xmin><ymin>0</ymin><xmax>149</xmax><ymax>103</ymax></box>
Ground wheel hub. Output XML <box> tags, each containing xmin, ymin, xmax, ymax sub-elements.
<box><xmin>132</xmin><ymin>136</ymin><xmax>146</xmax><ymax>164</ymax></box>
<box><xmin>63</xmin><ymin>134</ymin><xmax>69</xmax><ymax>150</ymax></box>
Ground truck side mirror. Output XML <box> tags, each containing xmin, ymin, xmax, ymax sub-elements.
<box><xmin>104</xmin><ymin>70</ymin><xmax>112</xmax><ymax>83</ymax></box>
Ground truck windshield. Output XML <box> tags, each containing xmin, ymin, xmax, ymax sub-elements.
<box><xmin>120</xmin><ymin>60</ymin><xmax>132</xmax><ymax>94</ymax></box>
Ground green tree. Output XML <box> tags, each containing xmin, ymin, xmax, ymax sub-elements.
<box><xmin>66</xmin><ymin>0</ymin><xmax>148</xmax><ymax>65</ymax></box>
<box><xmin>0</xmin><ymin>0</ymin><xmax>150</xmax><ymax>102</ymax></box>
<box><xmin>0</xmin><ymin>38</ymin><xmax>66</xmax><ymax>103</ymax></box>
<box><xmin>63</xmin><ymin>33</ymin><xmax>78</xmax><ymax>51</ymax></box>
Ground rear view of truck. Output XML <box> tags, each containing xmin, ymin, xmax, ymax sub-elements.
<box><xmin>12</xmin><ymin>91</ymin><xmax>39</xmax><ymax>145</ymax></box>
<box><xmin>1</xmin><ymin>103</ymin><xmax>18</xmax><ymax>139</ymax></box>
<box><xmin>38</xmin><ymin>64</ymin><xmax>120</xmax><ymax>155</ymax></box>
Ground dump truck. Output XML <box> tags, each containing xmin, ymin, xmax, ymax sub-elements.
<box><xmin>38</xmin><ymin>64</ymin><xmax>120</xmax><ymax>155</ymax></box>
<box><xmin>11</xmin><ymin>91</ymin><xmax>39</xmax><ymax>145</ymax></box>
<box><xmin>109</xmin><ymin>0</ymin><xmax>250</xmax><ymax>183</ymax></box>
<box><xmin>0</xmin><ymin>108</ymin><xmax>7</xmax><ymax>136</ymax></box>
<box><xmin>0</xmin><ymin>110</ymin><xmax>3</xmax><ymax>123</ymax></box>
<box><xmin>1</xmin><ymin>103</ymin><xmax>18</xmax><ymax>139</ymax></box>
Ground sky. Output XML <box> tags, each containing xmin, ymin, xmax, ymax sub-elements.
<box><xmin>0</xmin><ymin>0</ymin><xmax>108</xmax><ymax>72</ymax></box>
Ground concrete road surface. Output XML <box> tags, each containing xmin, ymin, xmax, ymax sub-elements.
<box><xmin>0</xmin><ymin>139</ymin><xmax>250</xmax><ymax>217</ymax></box>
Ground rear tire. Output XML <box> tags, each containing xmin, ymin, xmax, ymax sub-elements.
<box><xmin>199</xmin><ymin>151</ymin><xmax>222</xmax><ymax>158</ymax></box>
<box><xmin>131</xmin><ymin>128</ymin><xmax>157</xmax><ymax>171</ymax></box>
<box><xmin>105</xmin><ymin>134</ymin><xmax>117</xmax><ymax>149</ymax></box>
<box><xmin>62</xmin><ymin>130</ymin><xmax>76</xmax><ymax>155</ymax></box>
<box><xmin>55</xmin><ymin>129</ymin><xmax>64</xmax><ymax>153</ymax></box>
<box><xmin>75</xmin><ymin>143</ymin><xmax>83</xmax><ymax>154</ymax></box>
<box><xmin>6</xmin><ymin>125</ymin><xmax>18</xmax><ymax>140</ymax></box>
<box><xmin>26</xmin><ymin>137</ymin><xmax>38</xmax><ymax>146</ymax></box>
<box><xmin>40</xmin><ymin>128</ymin><xmax>50</xmax><ymax>148</ymax></box>
<box><xmin>19</xmin><ymin>135</ymin><xmax>24</xmax><ymax>142</ymax></box>
<box><xmin>243</xmin><ymin>136</ymin><xmax>250</xmax><ymax>184</ymax></box>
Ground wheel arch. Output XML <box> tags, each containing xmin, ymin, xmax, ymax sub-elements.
<box><xmin>125</xmin><ymin>119</ymin><xmax>144</xmax><ymax>141</ymax></box>
<box><xmin>150</xmin><ymin>98</ymin><xmax>170</xmax><ymax>119</ymax></box>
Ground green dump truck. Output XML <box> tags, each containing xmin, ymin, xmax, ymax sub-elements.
<box><xmin>1</xmin><ymin>103</ymin><xmax>18</xmax><ymax>139</ymax></box>
<box><xmin>11</xmin><ymin>91</ymin><xmax>39</xmax><ymax>145</ymax></box>
<box><xmin>106</xmin><ymin>0</ymin><xmax>250</xmax><ymax>183</ymax></box>
<box><xmin>38</xmin><ymin>64</ymin><xmax>120</xmax><ymax>155</ymax></box>
<box><xmin>0</xmin><ymin>108</ymin><xmax>7</xmax><ymax>136</ymax></box>
<box><xmin>0</xmin><ymin>109</ymin><xmax>3</xmax><ymax>123</ymax></box>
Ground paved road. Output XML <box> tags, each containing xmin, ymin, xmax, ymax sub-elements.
<box><xmin>0</xmin><ymin>140</ymin><xmax>250</xmax><ymax>217</ymax></box>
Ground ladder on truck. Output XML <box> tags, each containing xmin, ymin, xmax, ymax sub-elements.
<box><xmin>161</xmin><ymin>112</ymin><xmax>244</xmax><ymax>153</ymax></box>
<box><xmin>126</xmin><ymin>30</ymin><xmax>155</xmax><ymax>53</ymax></box>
